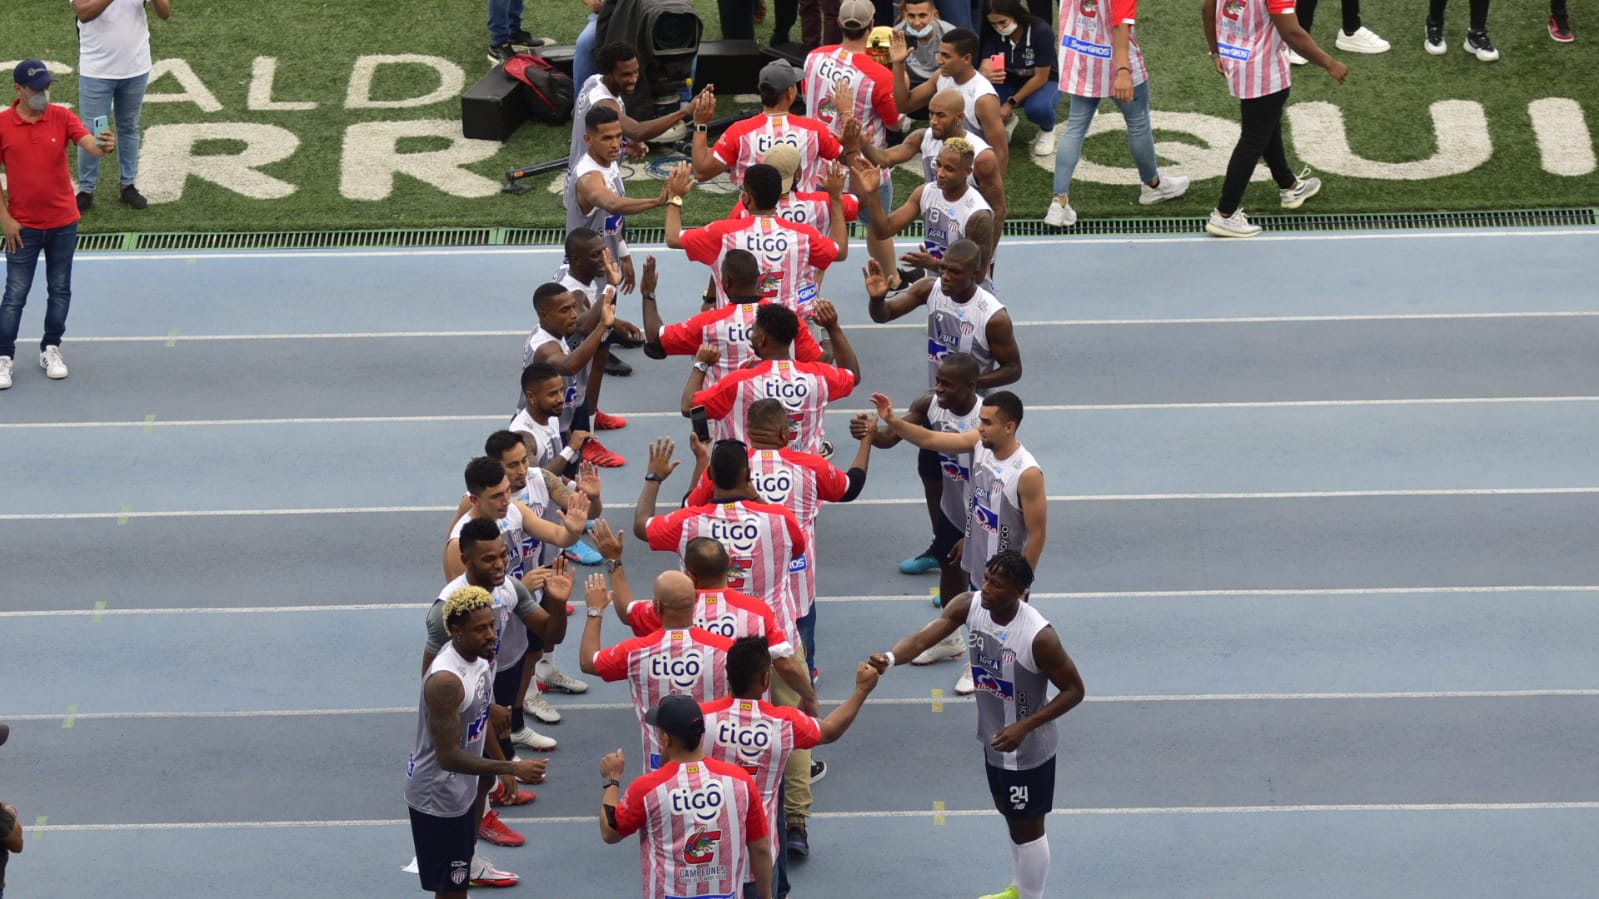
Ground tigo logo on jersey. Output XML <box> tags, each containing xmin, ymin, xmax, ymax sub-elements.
<box><xmin>709</xmin><ymin>517</ymin><xmax>763</xmax><ymax>553</ymax></box>
<box><xmin>752</xmin><ymin>469</ymin><xmax>794</xmax><ymax>502</ymax></box>
<box><xmin>670</xmin><ymin>780</ymin><xmax>727</xmax><ymax>821</ymax></box>
<box><xmin>744</xmin><ymin>232</ymin><xmax>793</xmax><ymax>262</ymax></box>
<box><xmin>754</xmin><ymin>132</ymin><xmax>802</xmax><ymax>155</ymax></box>
<box><xmin>649</xmin><ymin>650</ymin><xmax>705</xmax><ymax>689</ymax></box>
<box><xmin>700</xmin><ymin>612</ymin><xmax>739</xmax><ymax>638</ymax></box>
<box><xmin>682</xmin><ymin>825</ymin><xmax>724</xmax><ymax>864</ymax></box>
<box><xmin>762</xmin><ymin>378</ymin><xmax>810</xmax><ymax>406</ymax></box>
<box><xmin>716</xmin><ymin>718</ymin><xmax>774</xmax><ymax>761</ymax></box>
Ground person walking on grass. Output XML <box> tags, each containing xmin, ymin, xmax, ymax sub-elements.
<box><xmin>1425</xmin><ymin>0</ymin><xmax>1501</xmax><ymax>60</ymax></box>
<box><xmin>72</xmin><ymin>0</ymin><xmax>169</xmax><ymax>213</ymax></box>
<box><xmin>1283</xmin><ymin>0</ymin><xmax>1389</xmax><ymax>65</ymax></box>
<box><xmin>1547</xmin><ymin>0</ymin><xmax>1574</xmax><ymax>41</ymax></box>
<box><xmin>1202</xmin><ymin>0</ymin><xmax>1346</xmax><ymax>239</ymax></box>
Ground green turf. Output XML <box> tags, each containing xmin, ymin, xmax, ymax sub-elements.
<box><xmin>5</xmin><ymin>0</ymin><xmax>1595</xmax><ymax>234</ymax></box>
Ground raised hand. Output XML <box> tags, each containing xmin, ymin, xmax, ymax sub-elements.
<box><xmin>590</xmin><ymin>518</ymin><xmax>623</xmax><ymax>560</ymax></box>
<box><xmin>841</xmin><ymin>116</ymin><xmax>863</xmax><ymax>154</ymax></box>
<box><xmin>870</xmin><ymin>392</ymin><xmax>896</xmax><ymax>422</ymax></box>
<box><xmin>583</xmin><ymin>571</ymin><xmax>610</xmax><ymax>611</ymax></box>
<box><xmin>850</xmin><ymin>155</ymin><xmax>881</xmax><ymax>191</ymax></box>
<box><xmin>640</xmin><ymin>254</ymin><xmax>658</xmax><ymax>296</ymax></box>
<box><xmin>577</xmin><ymin>460</ymin><xmax>603</xmax><ymax>497</ymax></box>
<box><xmin>888</xmin><ymin>29</ymin><xmax>910</xmax><ymax>65</ymax></box>
<box><xmin>563</xmin><ymin>490</ymin><xmax>592</xmax><ymax>531</ymax></box>
<box><xmin>867</xmin><ymin>652</ymin><xmax>892</xmax><ymax>673</ymax></box>
<box><xmin>694</xmin><ymin>343</ymin><xmax>722</xmax><ymax>366</ymax></box>
<box><xmin>512</xmin><ymin>756</ymin><xmax>549</xmax><ymax>783</ymax></box>
<box><xmin>600</xmin><ymin>748</ymin><xmax>626</xmax><ymax>780</ymax></box>
<box><xmin>821</xmin><ymin>159</ymin><xmax>847</xmax><ymax>197</ymax></box>
<box><xmin>665</xmin><ymin>161</ymin><xmax>694</xmax><ymax>198</ymax></box>
<box><xmin>831</xmin><ymin>78</ymin><xmax>855</xmax><ymax>119</ymax></box>
<box><xmin>647</xmin><ymin>437</ymin><xmax>681</xmax><ymax>481</ymax></box>
<box><xmin>692</xmin><ymin>88</ymin><xmax>716</xmax><ymax>126</ymax></box>
<box><xmin>810</xmin><ymin>298</ymin><xmax>839</xmax><ymax>329</ymax></box>
<box><xmin>603</xmin><ymin>247</ymin><xmax>623</xmax><ymax>286</ymax></box>
<box><xmin>862</xmin><ymin>258</ymin><xmax>890</xmax><ymax>297</ymax></box>
<box><xmin>544</xmin><ymin>556</ymin><xmax>574</xmax><ymax>601</ymax></box>
<box><xmin>848</xmin><ymin>411</ymin><xmax>875</xmax><ymax>440</ymax></box>
<box><xmin>855</xmin><ymin>661</ymin><xmax>882</xmax><ymax>692</ymax></box>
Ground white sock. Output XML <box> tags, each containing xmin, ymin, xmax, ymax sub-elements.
<box><xmin>1013</xmin><ymin>834</ymin><xmax>1051</xmax><ymax>899</ymax></box>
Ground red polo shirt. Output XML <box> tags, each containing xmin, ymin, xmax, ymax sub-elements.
<box><xmin>0</xmin><ymin>101</ymin><xmax>89</xmax><ymax>230</ymax></box>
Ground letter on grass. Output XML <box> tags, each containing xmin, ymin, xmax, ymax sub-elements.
<box><xmin>1287</xmin><ymin>100</ymin><xmax>1491</xmax><ymax>179</ymax></box>
<box><xmin>340</xmin><ymin>120</ymin><xmax>503</xmax><ymax>200</ymax></box>
<box><xmin>248</xmin><ymin>57</ymin><xmax>318</xmax><ymax>112</ymax></box>
<box><xmin>140</xmin><ymin>124</ymin><xmax>299</xmax><ymax>203</ymax></box>
<box><xmin>141</xmin><ymin>59</ymin><xmax>224</xmax><ymax>113</ymax></box>
<box><xmin>345</xmin><ymin>54</ymin><xmax>465</xmax><ymax>110</ymax></box>
<box><xmin>1025</xmin><ymin>111</ymin><xmax>1273</xmax><ymax>184</ymax></box>
<box><xmin>1528</xmin><ymin>99</ymin><xmax>1596</xmax><ymax>177</ymax></box>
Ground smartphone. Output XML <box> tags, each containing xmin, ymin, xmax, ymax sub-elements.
<box><xmin>91</xmin><ymin>114</ymin><xmax>109</xmax><ymax>134</ymax></box>
<box><xmin>690</xmin><ymin>405</ymin><xmax>710</xmax><ymax>443</ymax></box>
<box><xmin>986</xmin><ymin>53</ymin><xmax>1006</xmax><ymax>73</ymax></box>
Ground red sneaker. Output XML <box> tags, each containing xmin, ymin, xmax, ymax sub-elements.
<box><xmin>581</xmin><ymin>437</ymin><xmax>625</xmax><ymax>467</ymax></box>
<box><xmin>489</xmin><ymin>780</ymin><xmax>537</xmax><ymax>807</ymax></box>
<box><xmin>594</xmin><ymin>409</ymin><xmax>628</xmax><ymax>430</ymax></box>
<box><xmin>478</xmin><ymin>810</ymin><xmax>526</xmax><ymax>847</ymax></box>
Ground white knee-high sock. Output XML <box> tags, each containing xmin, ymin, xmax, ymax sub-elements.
<box><xmin>1014</xmin><ymin>834</ymin><xmax>1051</xmax><ymax>899</ymax></box>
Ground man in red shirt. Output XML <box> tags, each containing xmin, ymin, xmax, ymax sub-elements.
<box><xmin>1</xmin><ymin>60</ymin><xmax>116</xmax><ymax>390</ymax></box>
<box><xmin>691</xmin><ymin>60</ymin><xmax>843</xmax><ymax>193</ymax></box>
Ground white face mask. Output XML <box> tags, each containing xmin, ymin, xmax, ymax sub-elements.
<box><xmin>25</xmin><ymin>90</ymin><xmax>49</xmax><ymax>112</ymax></box>
<box><xmin>995</xmin><ymin>21</ymin><xmax>1018</xmax><ymax>37</ymax></box>
<box><xmin>905</xmin><ymin>22</ymin><xmax>934</xmax><ymax>38</ymax></box>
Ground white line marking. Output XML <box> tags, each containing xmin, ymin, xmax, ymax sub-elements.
<box><xmin>6</xmin><ymin>689</ymin><xmax>1598</xmax><ymax>722</ymax></box>
<box><xmin>4</xmin><ymin>486</ymin><xmax>1596</xmax><ymax>521</ymax></box>
<box><xmin>56</xmin><ymin>310</ymin><xmax>1599</xmax><ymax>343</ymax></box>
<box><xmin>7</xmin><ymin>395</ymin><xmax>1596</xmax><ymax>431</ymax></box>
<box><xmin>3</xmin><ymin>585</ymin><xmax>1594</xmax><ymax>619</ymax></box>
<box><xmin>32</xmin><ymin>800</ymin><xmax>1599</xmax><ymax>832</ymax></box>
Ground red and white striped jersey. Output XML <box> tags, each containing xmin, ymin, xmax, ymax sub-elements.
<box><xmin>687</xmin><ymin>448</ymin><xmax>850</xmax><ymax>618</ymax></box>
<box><xmin>613</xmin><ymin>757</ymin><xmax>769</xmax><ymax>899</ymax></box>
<box><xmin>657</xmin><ymin>300</ymin><xmax>825</xmax><ymax>385</ymax></box>
<box><xmin>646</xmin><ymin>501</ymin><xmax>808</xmax><ymax>632</ymax></box>
<box><xmin>692</xmin><ymin>359</ymin><xmax>857</xmax><ymax>457</ymax></box>
<box><xmin>729</xmin><ymin>190</ymin><xmax>859</xmax><ymax>245</ymax></box>
<box><xmin>625</xmin><ymin>588</ymin><xmax>795</xmax><ymax>659</ymax></box>
<box><xmin>592</xmin><ymin>628</ymin><xmax>734</xmax><ymax>771</ymax></box>
<box><xmin>699</xmin><ymin>697</ymin><xmax>822</xmax><ymax>864</ymax></box>
<box><xmin>711</xmin><ymin>113</ymin><xmax>842</xmax><ymax>191</ymax></box>
<box><xmin>680</xmin><ymin>215</ymin><xmax>840</xmax><ymax>312</ymax></box>
<box><xmin>1216</xmin><ymin>0</ymin><xmax>1295</xmax><ymax>99</ymax></box>
<box><xmin>801</xmin><ymin>46</ymin><xmax>899</xmax><ymax>144</ymax></box>
<box><xmin>1059</xmin><ymin>0</ymin><xmax>1148</xmax><ymax>98</ymax></box>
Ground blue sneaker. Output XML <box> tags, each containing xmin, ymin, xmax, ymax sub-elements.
<box><xmin>899</xmin><ymin>553</ymin><xmax>939</xmax><ymax>575</ymax></box>
<box><xmin>564</xmin><ymin>536</ymin><xmax>604</xmax><ymax>566</ymax></box>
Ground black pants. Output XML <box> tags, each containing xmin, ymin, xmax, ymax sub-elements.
<box><xmin>492</xmin><ymin>654</ymin><xmax>526</xmax><ymax>759</ymax></box>
<box><xmin>719</xmin><ymin>0</ymin><xmax>757</xmax><ymax>39</ymax></box>
<box><xmin>1027</xmin><ymin>0</ymin><xmax>1055</xmax><ymax>21</ymax></box>
<box><xmin>1298</xmin><ymin>0</ymin><xmax>1361</xmax><ymax>35</ymax></box>
<box><xmin>1428</xmin><ymin>0</ymin><xmax>1492</xmax><ymax>31</ymax></box>
<box><xmin>1218</xmin><ymin>88</ymin><xmax>1298</xmax><ymax>218</ymax></box>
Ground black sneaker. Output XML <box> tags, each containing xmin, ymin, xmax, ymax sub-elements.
<box><xmin>809</xmin><ymin>759</ymin><xmax>827</xmax><ymax>783</ymax></box>
<box><xmin>119</xmin><ymin>185</ymin><xmax>148</xmax><ymax>210</ymax></box>
<box><xmin>785</xmin><ymin>822</ymin><xmax>809</xmax><ymax>858</ymax></box>
<box><xmin>1464</xmin><ymin>29</ymin><xmax>1500</xmax><ymax>61</ymax></box>
<box><xmin>488</xmin><ymin>43</ymin><xmax>516</xmax><ymax>64</ymax></box>
<box><xmin>510</xmin><ymin>30</ymin><xmax>553</xmax><ymax>49</ymax></box>
<box><xmin>1424</xmin><ymin>18</ymin><xmax>1446</xmax><ymax>54</ymax></box>
<box><xmin>76</xmin><ymin>191</ymin><xmax>94</xmax><ymax>213</ymax></box>
<box><xmin>604</xmin><ymin>350</ymin><xmax>632</xmax><ymax>376</ymax></box>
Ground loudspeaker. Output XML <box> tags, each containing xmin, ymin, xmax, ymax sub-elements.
<box><xmin>693</xmin><ymin>39</ymin><xmax>765</xmax><ymax>95</ymax></box>
<box><xmin>461</xmin><ymin>64</ymin><xmax>528</xmax><ymax>141</ymax></box>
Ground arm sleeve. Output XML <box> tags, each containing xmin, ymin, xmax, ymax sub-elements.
<box><xmin>658</xmin><ymin>315</ymin><xmax>707</xmax><ymax>356</ymax></box>
<box><xmin>840</xmin><ymin>193</ymin><xmax>861</xmax><ymax>222</ymax></box>
<box><xmin>511</xmin><ymin>579</ymin><xmax>540</xmax><ymax>618</ymax></box>
<box><xmin>816</xmin><ymin>125</ymin><xmax>842</xmax><ymax>161</ymax></box>
<box><xmin>792</xmin><ymin>713</ymin><xmax>824</xmax><ymax>750</ymax></box>
<box><xmin>424</xmin><ymin>603</ymin><xmax>449</xmax><ymax>654</ymax></box>
<box><xmin>1110</xmin><ymin>0</ymin><xmax>1139</xmax><ymax>24</ymax></box>
<box><xmin>694</xmin><ymin>375</ymin><xmax>741</xmax><ymax>421</ymax></box>
<box><xmin>740</xmin><ymin>774</ymin><xmax>770</xmax><ymax>839</ymax></box>
<box><xmin>870</xmin><ymin>71</ymin><xmax>900</xmax><ymax>123</ymax></box>
<box><xmin>793</xmin><ymin>322</ymin><xmax>824</xmax><ymax>363</ymax></box>
<box><xmin>809</xmin><ymin>458</ymin><xmax>852</xmax><ymax>502</ymax></box>
<box><xmin>591</xmin><ymin>643</ymin><xmax>630</xmax><ymax>681</ymax></box>
<box><xmin>711</xmin><ymin>130</ymin><xmax>739</xmax><ymax>166</ymax></box>
<box><xmin>821</xmin><ymin>363</ymin><xmax>857</xmax><ymax>399</ymax></box>
<box><xmin>680</xmin><ymin>225</ymin><xmax>721</xmax><ymax>265</ymax></box>
<box><xmin>783</xmin><ymin>511</ymin><xmax>808</xmax><ymax>557</ymax></box>
<box><xmin>66</xmin><ymin>110</ymin><xmax>91</xmax><ymax>143</ymax></box>
<box><xmin>840</xmin><ymin>467</ymin><xmax>867</xmax><ymax>502</ymax></box>
<box><xmin>1266</xmin><ymin>0</ymin><xmax>1296</xmax><ymax>11</ymax></box>
<box><xmin>807</xmin><ymin>227</ymin><xmax>840</xmax><ymax>269</ymax></box>
<box><xmin>626</xmin><ymin>601</ymin><xmax>661</xmax><ymax>636</ymax></box>
<box><xmin>645</xmin><ymin>510</ymin><xmax>686</xmax><ymax>551</ymax></box>
<box><xmin>613</xmin><ymin>783</ymin><xmax>646</xmax><ymax>836</ymax></box>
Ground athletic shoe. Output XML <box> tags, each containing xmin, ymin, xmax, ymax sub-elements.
<box><xmin>119</xmin><ymin>184</ymin><xmax>148</xmax><ymax>210</ymax></box>
<box><xmin>562</xmin><ymin>538</ymin><xmax>604</xmax><ymax>566</ymax></box>
<box><xmin>593</xmin><ymin>409</ymin><xmax>628</xmax><ymax>430</ymax></box>
<box><xmin>1424</xmin><ymin>19</ymin><xmax>1447</xmax><ymax>54</ymax></box>
<box><xmin>1336</xmin><ymin>25</ymin><xmax>1391</xmax><ymax>53</ymax></box>
<box><xmin>510</xmin><ymin>725</ymin><xmax>558</xmax><ymax>751</ymax></box>
<box><xmin>954</xmin><ymin>669</ymin><xmax>976</xmax><ymax>695</ymax></box>
<box><xmin>611</xmin><ymin>328</ymin><xmax>645</xmax><ymax>350</ymax></box>
<box><xmin>785</xmin><ymin>822</ymin><xmax>810</xmax><ymax>858</ymax></box>
<box><xmin>603</xmin><ymin>350</ymin><xmax>633</xmax><ymax>377</ymax></box>
<box><xmin>0</xmin><ymin>357</ymin><xmax>11</xmax><ymax>390</ymax></box>
<box><xmin>1464</xmin><ymin>29</ymin><xmax>1500</xmax><ymax>61</ymax></box>
<box><xmin>978</xmin><ymin>886</ymin><xmax>1021</xmax><ymax>899</ymax></box>
<box><xmin>1549</xmin><ymin>15</ymin><xmax>1574</xmax><ymax>42</ymax></box>
<box><xmin>470</xmin><ymin>854</ymin><xmax>520</xmax><ymax>888</ymax></box>
<box><xmin>40</xmin><ymin>347</ymin><xmax>68</xmax><ymax>380</ymax></box>
<box><xmin>1139</xmin><ymin>174</ymin><xmax>1191</xmax><ymax>206</ymax></box>
<box><xmin>537</xmin><ymin>658</ymin><xmax>591</xmax><ymax>694</ymax></box>
<box><xmin>509</xmin><ymin>29</ymin><xmax>554</xmax><ymax>49</ymax></box>
<box><xmin>1285</xmin><ymin>47</ymin><xmax>1308</xmax><ymax>65</ymax></box>
<box><xmin>810</xmin><ymin>759</ymin><xmax>827</xmax><ymax>783</ymax></box>
<box><xmin>657</xmin><ymin>121</ymin><xmax>689</xmax><ymax>143</ymax></box>
<box><xmin>1030</xmin><ymin>128</ymin><xmax>1057</xmax><ymax>156</ymax></box>
<box><xmin>1043</xmin><ymin>197</ymin><xmax>1077</xmax><ymax>228</ymax></box>
<box><xmin>581</xmin><ymin>437</ymin><xmax>625</xmax><ymax>467</ymax></box>
<box><xmin>899</xmin><ymin>551</ymin><xmax>940</xmax><ymax>575</ymax></box>
<box><xmin>76</xmin><ymin>191</ymin><xmax>94</xmax><ymax>212</ymax></box>
<box><xmin>1002</xmin><ymin>113</ymin><xmax>1019</xmax><ymax>141</ymax></box>
<box><xmin>489</xmin><ymin>779</ymin><xmax>537</xmax><ymax>806</ymax></box>
<box><xmin>523</xmin><ymin>689</ymin><xmax>563</xmax><ymax>724</ymax></box>
<box><xmin>478</xmin><ymin>810</ymin><xmax>525</xmax><ymax>847</ymax></box>
<box><xmin>1279</xmin><ymin>170</ymin><xmax>1322</xmax><ymax>209</ymax></box>
<box><xmin>1205</xmin><ymin>209</ymin><xmax>1263</xmax><ymax>238</ymax></box>
<box><xmin>488</xmin><ymin>43</ymin><xmax>516</xmax><ymax>64</ymax></box>
<box><xmin>911</xmin><ymin>632</ymin><xmax>966</xmax><ymax>665</ymax></box>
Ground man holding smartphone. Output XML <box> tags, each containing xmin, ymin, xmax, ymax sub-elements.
<box><xmin>2</xmin><ymin>60</ymin><xmax>116</xmax><ymax>391</ymax></box>
<box><xmin>73</xmin><ymin>0</ymin><xmax>169</xmax><ymax>212</ymax></box>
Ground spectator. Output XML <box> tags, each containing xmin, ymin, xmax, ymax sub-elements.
<box><xmin>72</xmin><ymin>0</ymin><xmax>168</xmax><ymax>213</ymax></box>
<box><xmin>1548</xmin><ymin>0</ymin><xmax>1572</xmax><ymax>40</ymax></box>
<box><xmin>1284</xmin><ymin>0</ymin><xmax>1389</xmax><ymax>65</ymax></box>
<box><xmin>720</xmin><ymin>0</ymin><xmax>761</xmax><ymax>39</ymax></box>
<box><xmin>978</xmin><ymin>0</ymin><xmax>1059</xmax><ymax>156</ymax></box>
<box><xmin>1426</xmin><ymin>0</ymin><xmax>1500</xmax><ymax>60</ymax></box>
<box><xmin>573</xmin><ymin>0</ymin><xmax>604</xmax><ymax>89</ymax></box>
<box><xmin>487</xmin><ymin>0</ymin><xmax>550</xmax><ymax>63</ymax></box>
<box><xmin>1</xmin><ymin>60</ymin><xmax>116</xmax><ymax>391</ymax></box>
<box><xmin>935</xmin><ymin>0</ymin><xmax>983</xmax><ymax>31</ymax></box>
<box><xmin>801</xmin><ymin>0</ymin><xmax>844</xmax><ymax>47</ymax></box>
<box><xmin>895</xmin><ymin>0</ymin><xmax>957</xmax><ymax>97</ymax></box>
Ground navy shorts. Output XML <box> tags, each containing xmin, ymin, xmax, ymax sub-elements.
<box><xmin>931</xmin><ymin>509</ymin><xmax>963</xmax><ymax>562</ymax></box>
<box><xmin>984</xmin><ymin>756</ymin><xmax>1056</xmax><ymax>819</ymax></box>
<box><xmin>408</xmin><ymin>805</ymin><xmax>477</xmax><ymax>892</ymax></box>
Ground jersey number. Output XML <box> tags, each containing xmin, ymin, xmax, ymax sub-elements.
<box><xmin>1009</xmin><ymin>785</ymin><xmax>1029</xmax><ymax>810</ymax></box>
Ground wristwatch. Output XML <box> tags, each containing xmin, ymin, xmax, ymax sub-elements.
<box><xmin>693</xmin><ymin>123</ymin><xmax>708</xmax><ymax>133</ymax></box>
<box><xmin>602</xmin><ymin>777</ymin><xmax>621</xmax><ymax>789</ymax></box>
<box><xmin>606</xmin><ymin>558</ymin><xmax>624</xmax><ymax>573</ymax></box>
<box><xmin>693</xmin><ymin>361</ymin><xmax>711</xmax><ymax>374</ymax></box>
<box><xmin>644</xmin><ymin>472</ymin><xmax>665</xmax><ymax>483</ymax></box>
<box><xmin>586</xmin><ymin>607</ymin><xmax>604</xmax><ymax>618</ymax></box>
<box><xmin>667</xmin><ymin>195</ymin><xmax>684</xmax><ymax>207</ymax></box>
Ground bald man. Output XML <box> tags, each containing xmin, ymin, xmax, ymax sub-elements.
<box><xmin>582</xmin><ymin>568</ymin><xmax>734</xmax><ymax>772</ymax></box>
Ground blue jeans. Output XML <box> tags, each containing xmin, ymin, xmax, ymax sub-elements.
<box><xmin>2</xmin><ymin>223</ymin><xmax>78</xmax><ymax>359</ymax></box>
<box><xmin>795</xmin><ymin>605</ymin><xmax>816</xmax><ymax>675</ymax></box>
<box><xmin>935</xmin><ymin>0</ymin><xmax>983</xmax><ymax>30</ymax></box>
<box><xmin>995</xmin><ymin>79</ymin><xmax>1060</xmax><ymax>133</ymax></box>
<box><xmin>487</xmin><ymin>0</ymin><xmax>526</xmax><ymax>44</ymax></box>
<box><xmin>573</xmin><ymin>13</ymin><xmax>599</xmax><ymax>88</ymax></box>
<box><xmin>1052</xmin><ymin>79</ymin><xmax>1159</xmax><ymax>197</ymax></box>
<box><xmin>77</xmin><ymin>72</ymin><xmax>148</xmax><ymax>193</ymax></box>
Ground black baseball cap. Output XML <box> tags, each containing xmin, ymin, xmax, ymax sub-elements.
<box><xmin>645</xmin><ymin>694</ymin><xmax>705</xmax><ymax>741</ymax></box>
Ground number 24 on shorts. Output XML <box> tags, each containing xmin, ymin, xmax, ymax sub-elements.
<box><xmin>1009</xmin><ymin>785</ymin><xmax>1029</xmax><ymax>810</ymax></box>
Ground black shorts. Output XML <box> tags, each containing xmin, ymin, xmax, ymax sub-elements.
<box><xmin>525</xmin><ymin>622</ymin><xmax>545</xmax><ymax>654</ymax></box>
<box><xmin>408</xmin><ymin>805</ymin><xmax>477</xmax><ymax>892</ymax></box>
<box><xmin>931</xmin><ymin>509</ymin><xmax>963</xmax><ymax>563</ymax></box>
<box><xmin>984</xmin><ymin>756</ymin><xmax>1056</xmax><ymax>820</ymax></box>
<box><xmin>917</xmin><ymin>447</ymin><xmax>942</xmax><ymax>483</ymax></box>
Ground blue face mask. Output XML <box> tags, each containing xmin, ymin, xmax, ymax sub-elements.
<box><xmin>25</xmin><ymin>90</ymin><xmax>49</xmax><ymax>112</ymax></box>
<box><xmin>905</xmin><ymin>22</ymin><xmax>934</xmax><ymax>38</ymax></box>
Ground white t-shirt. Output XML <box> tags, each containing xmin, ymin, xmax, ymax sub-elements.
<box><xmin>74</xmin><ymin>0</ymin><xmax>153</xmax><ymax>80</ymax></box>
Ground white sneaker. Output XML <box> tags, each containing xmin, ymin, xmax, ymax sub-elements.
<box><xmin>1206</xmin><ymin>208</ymin><xmax>1263</xmax><ymax>238</ymax></box>
<box><xmin>1336</xmin><ymin>25</ymin><xmax>1391</xmax><ymax>53</ymax></box>
<box><xmin>1002</xmin><ymin>113</ymin><xmax>1019</xmax><ymax>141</ymax></box>
<box><xmin>954</xmin><ymin>670</ymin><xmax>976</xmax><ymax>695</ymax></box>
<box><xmin>911</xmin><ymin>632</ymin><xmax>966</xmax><ymax>665</ymax></box>
<box><xmin>1279</xmin><ymin>169</ymin><xmax>1322</xmax><ymax>209</ymax></box>
<box><xmin>656</xmin><ymin>121</ymin><xmax>688</xmax><ymax>143</ymax></box>
<box><xmin>0</xmin><ymin>356</ymin><xmax>12</xmax><ymax>390</ymax></box>
<box><xmin>1030</xmin><ymin>128</ymin><xmax>1057</xmax><ymax>156</ymax></box>
<box><xmin>536</xmin><ymin>657</ymin><xmax>590</xmax><ymax>694</ymax></box>
<box><xmin>1139</xmin><ymin>174</ymin><xmax>1191</xmax><ymax>205</ymax></box>
<box><xmin>523</xmin><ymin>687</ymin><xmax>562</xmax><ymax>724</ymax></box>
<box><xmin>1285</xmin><ymin>47</ymin><xmax>1308</xmax><ymax>65</ymax></box>
<box><xmin>1463</xmin><ymin>30</ymin><xmax>1500</xmax><ymax>61</ymax></box>
<box><xmin>1043</xmin><ymin>197</ymin><xmax>1077</xmax><ymax>228</ymax></box>
<box><xmin>470</xmin><ymin>854</ymin><xmax>520</xmax><ymax>887</ymax></box>
<box><xmin>510</xmin><ymin>725</ymin><xmax>558</xmax><ymax>751</ymax></box>
<box><xmin>40</xmin><ymin>346</ymin><xmax>68</xmax><ymax>379</ymax></box>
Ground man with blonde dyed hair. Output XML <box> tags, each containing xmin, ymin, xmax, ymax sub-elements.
<box><xmin>853</xmin><ymin>138</ymin><xmax>995</xmax><ymax>283</ymax></box>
